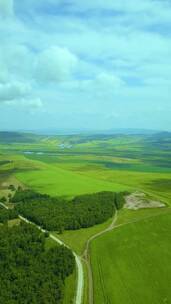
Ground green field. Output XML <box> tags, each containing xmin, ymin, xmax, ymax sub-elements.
<box><xmin>15</xmin><ymin>163</ymin><xmax>129</xmax><ymax>197</ymax></box>
<box><xmin>1</xmin><ymin>132</ymin><xmax>171</xmax><ymax>203</ymax></box>
<box><xmin>0</xmin><ymin>131</ymin><xmax>171</xmax><ymax>304</ymax></box>
<box><xmin>91</xmin><ymin>209</ymin><xmax>171</xmax><ymax>304</ymax></box>
<box><xmin>53</xmin><ymin>216</ymin><xmax>114</xmax><ymax>255</ymax></box>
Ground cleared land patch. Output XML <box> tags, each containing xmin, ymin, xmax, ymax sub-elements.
<box><xmin>124</xmin><ymin>191</ymin><xmax>165</xmax><ymax>210</ymax></box>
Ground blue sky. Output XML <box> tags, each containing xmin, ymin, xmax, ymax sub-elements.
<box><xmin>0</xmin><ymin>0</ymin><xmax>171</xmax><ymax>131</ymax></box>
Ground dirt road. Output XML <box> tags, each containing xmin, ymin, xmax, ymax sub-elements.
<box><xmin>0</xmin><ymin>203</ymin><xmax>84</xmax><ymax>304</ymax></box>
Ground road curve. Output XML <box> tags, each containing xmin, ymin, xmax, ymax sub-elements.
<box><xmin>0</xmin><ymin>202</ymin><xmax>9</xmax><ymax>209</ymax></box>
<box><xmin>19</xmin><ymin>215</ymin><xmax>84</xmax><ymax>304</ymax></box>
<box><xmin>50</xmin><ymin>233</ymin><xmax>84</xmax><ymax>304</ymax></box>
<box><xmin>0</xmin><ymin>203</ymin><xmax>84</xmax><ymax>304</ymax></box>
<box><xmin>83</xmin><ymin>210</ymin><xmax>118</xmax><ymax>304</ymax></box>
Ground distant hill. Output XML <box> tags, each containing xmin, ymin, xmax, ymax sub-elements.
<box><xmin>146</xmin><ymin>131</ymin><xmax>171</xmax><ymax>146</ymax></box>
<box><xmin>0</xmin><ymin>132</ymin><xmax>41</xmax><ymax>144</ymax></box>
<box><xmin>30</xmin><ymin>128</ymin><xmax>162</xmax><ymax>136</ymax></box>
<box><xmin>105</xmin><ymin>128</ymin><xmax>161</xmax><ymax>135</ymax></box>
<box><xmin>0</xmin><ymin>130</ymin><xmax>170</xmax><ymax>146</ymax></box>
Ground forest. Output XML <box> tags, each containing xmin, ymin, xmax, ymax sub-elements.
<box><xmin>13</xmin><ymin>190</ymin><xmax>127</xmax><ymax>232</ymax></box>
<box><xmin>0</xmin><ymin>222</ymin><xmax>75</xmax><ymax>304</ymax></box>
<box><xmin>0</xmin><ymin>205</ymin><xmax>18</xmax><ymax>224</ymax></box>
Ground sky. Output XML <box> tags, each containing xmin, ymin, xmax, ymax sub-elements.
<box><xmin>0</xmin><ymin>0</ymin><xmax>171</xmax><ymax>132</ymax></box>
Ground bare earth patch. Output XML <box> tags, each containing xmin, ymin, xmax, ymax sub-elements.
<box><xmin>124</xmin><ymin>191</ymin><xmax>165</xmax><ymax>210</ymax></box>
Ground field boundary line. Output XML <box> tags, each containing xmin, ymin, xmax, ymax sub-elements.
<box><xmin>114</xmin><ymin>207</ymin><xmax>171</xmax><ymax>230</ymax></box>
<box><xmin>82</xmin><ymin>209</ymin><xmax>118</xmax><ymax>304</ymax></box>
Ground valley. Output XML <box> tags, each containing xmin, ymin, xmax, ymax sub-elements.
<box><xmin>0</xmin><ymin>131</ymin><xmax>171</xmax><ymax>304</ymax></box>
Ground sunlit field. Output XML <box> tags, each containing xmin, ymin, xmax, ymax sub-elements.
<box><xmin>91</xmin><ymin>210</ymin><xmax>171</xmax><ymax>304</ymax></box>
<box><xmin>0</xmin><ymin>131</ymin><xmax>171</xmax><ymax>304</ymax></box>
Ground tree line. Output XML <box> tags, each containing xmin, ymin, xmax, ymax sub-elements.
<box><xmin>0</xmin><ymin>223</ymin><xmax>75</xmax><ymax>304</ymax></box>
<box><xmin>12</xmin><ymin>189</ymin><xmax>128</xmax><ymax>233</ymax></box>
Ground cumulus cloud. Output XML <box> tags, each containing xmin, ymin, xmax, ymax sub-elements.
<box><xmin>0</xmin><ymin>82</ymin><xmax>31</xmax><ymax>102</ymax></box>
<box><xmin>36</xmin><ymin>46</ymin><xmax>78</xmax><ymax>83</ymax></box>
<box><xmin>95</xmin><ymin>73</ymin><xmax>125</xmax><ymax>89</ymax></box>
<box><xmin>58</xmin><ymin>72</ymin><xmax>125</xmax><ymax>94</ymax></box>
<box><xmin>5</xmin><ymin>97</ymin><xmax>43</xmax><ymax>114</ymax></box>
<box><xmin>7</xmin><ymin>97</ymin><xmax>43</xmax><ymax>109</ymax></box>
<box><xmin>0</xmin><ymin>0</ymin><xmax>171</xmax><ymax>130</ymax></box>
<box><xmin>0</xmin><ymin>81</ymin><xmax>43</xmax><ymax>110</ymax></box>
<box><xmin>24</xmin><ymin>98</ymin><xmax>43</xmax><ymax>109</ymax></box>
<box><xmin>0</xmin><ymin>0</ymin><xmax>13</xmax><ymax>17</ymax></box>
<box><xmin>2</xmin><ymin>44</ymin><xmax>34</xmax><ymax>78</ymax></box>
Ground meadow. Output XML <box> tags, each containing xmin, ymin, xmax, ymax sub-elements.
<box><xmin>91</xmin><ymin>209</ymin><xmax>171</xmax><ymax>304</ymax></box>
<box><xmin>1</xmin><ymin>132</ymin><xmax>171</xmax><ymax>202</ymax></box>
<box><xmin>0</xmin><ymin>131</ymin><xmax>171</xmax><ymax>304</ymax></box>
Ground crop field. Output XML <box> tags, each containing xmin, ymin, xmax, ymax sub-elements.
<box><xmin>91</xmin><ymin>210</ymin><xmax>171</xmax><ymax>304</ymax></box>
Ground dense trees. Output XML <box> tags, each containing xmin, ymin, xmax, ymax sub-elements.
<box><xmin>115</xmin><ymin>191</ymin><xmax>129</xmax><ymax>210</ymax></box>
<box><xmin>8</xmin><ymin>184</ymin><xmax>16</xmax><ymax>191</ymax></box>
<box><xmin>0</xmin><ymin>196</ymin><xmax>7</xmax><ymax>203</ymax></box>
<box><xmin>14</xmin><ymin>190</ymin><xmax>127</xmax><ymax>232</ymax></box>
<box><xmin>11</xmin><ymin>189</ymin><xmax>49</xmax><ymax>203</ymax></box>
<box><xmin>0</xmin><ymin>223</ymin><xmax>75</xmax><ymax>304</ymax></box>
<box><xmin>0</xmin><ymin>206</ymin><xmax>18</xmax><ymax>224</ymax></box>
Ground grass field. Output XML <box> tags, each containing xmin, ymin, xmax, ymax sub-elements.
<box><xmin>0</xmin><ymin>131</ymin><xmax>171</xmax><ymax>304</ymax></box>
<box><xmin>63</xmin><ymin>271</ymin><xmax>76</xmax><ymax>304</ymax></box>
<box><xmin>53</xmin><ymin>216</ymin><xmax>114</xmax><ymax>255</ymax></box>
<box><xmin>91</xmin><ymin>210</ymin><xmax>171</xmax><ymax>304</ymax></box>
<box><xmin>15</xmin><ymin>164</ymin><xmax>130</xmax><ymax>197</ymax></box>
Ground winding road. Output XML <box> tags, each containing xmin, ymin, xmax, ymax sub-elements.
<box><xmin>2</xmin><ymin>200</ymin><xmax>169</xmax><ymax>304</ymax></box>
<box><xmin>82</xmin><ymin>210</ymin><xmax>118</xmax><ymax>304</ymax></box>
<box><xmin>0</xmin><ymin>202</ymin><xmax>84</xmax><ymax>304</ymax></box>
<box><xmin>81</xmin><ymin>207</ymin><xmax>171</xmax><ymax>304</ymax></box>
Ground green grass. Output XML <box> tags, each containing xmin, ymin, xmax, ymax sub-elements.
<box><xmin>1</xmin><ymin>134</ymin><xmax>171</xmax><ymax>201</ymax></box>
<box><xmin>0</xmin><ymin>133</ymin><xmax>171</xmax><ymax>304</ymax></box>
<box><xmin>15</xmin><ymin>163</ymin><xmax>129</xmax><ymax>197</ymax></box>
<box><xmin>82</xmin><ymin>261</ymin><xmax>89</xmax><ymax>304</ymax></box>
<box><xmin>91</xmin><ymin>210</ymin><xmax>171</xmax><ymax>304</ymax></box>
<box><xmin>62</xmin><ymin>270</ymin><xmax>76</xmax><ymax>304</ymax></box>
<box><xmin>52</xmin><ymin>216</ymin><xmax>113</xmax><ymax>255</ymax></box>
<box><xmin>77</xmin><ymin>168</ymin><xmax>171</xmax><ymax>205</ymax></box>
<box><xmin>8</xmin><ymin>218</ymin><xmax>20</xmax><ymax>227</ymax></box>
<box><xmin>44</xmin><ymin>236</ymin><xmax>59</xmax><ymax>250</ymax></box>
<box><xmin>116</xmin><ymin>207</ymin><xmax>171</xmax><ymax>226</ymax></box>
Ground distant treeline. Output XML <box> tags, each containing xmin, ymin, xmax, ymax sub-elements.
<box><xmin>0</xmin><ymin>223</ymin><xmax>75</xmax><ymax>304</ymax></box>
<box><xmin>12</xmin><ymin>189</ymin><xmax>128</xmax><ymax>232</ymax></box>
<box><xmin>0</xmin><ymin>206</ymin><xmax>18</xmax><ymax>224</ymax></box>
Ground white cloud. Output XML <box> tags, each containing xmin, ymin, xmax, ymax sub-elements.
<box><xmin>95</xmin><ymin>73</ymin><xmax>125</xmax><ymax>89</ymax></box>
<box><xmin>0</xmin><ymin>0</ymin><xmax>171</xmax><ymax>130</ymax></box>
<box><xmin>25</xmin><ymin>98</ymin><xmax>43</xmax><ymax>109</ymax></box>
<box><xmin>5</xmin><ymin>97</ymin><xmax>43</xmax><ymax>111</ymax></box>
<box><xmin>36</xmin><ymin>46</ymin><xmax>78</xmax><ymax>83</ymax></box>
<box><xmin>2</xmin><ymin>44</ymin><xmax>34</xmax><ymax>77</ymax></box>
<box><xmin>0</xmin><ymin>81</ymin><xmax>43</xmax><ymax>110</ymax></box>
<box><xmin>0</xmin><ymin>82</ymin><xmax>31</xmax><ymax>102</ymax></box>
<box><xmin>0</xmin><ymin>0</ymin><xmax>13</xmax><ymax>17</ymax></box>
<box><xmin>58</xmin><ymin>72</ymin><xmax>125</xmax><ymax>94</ymax></box>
